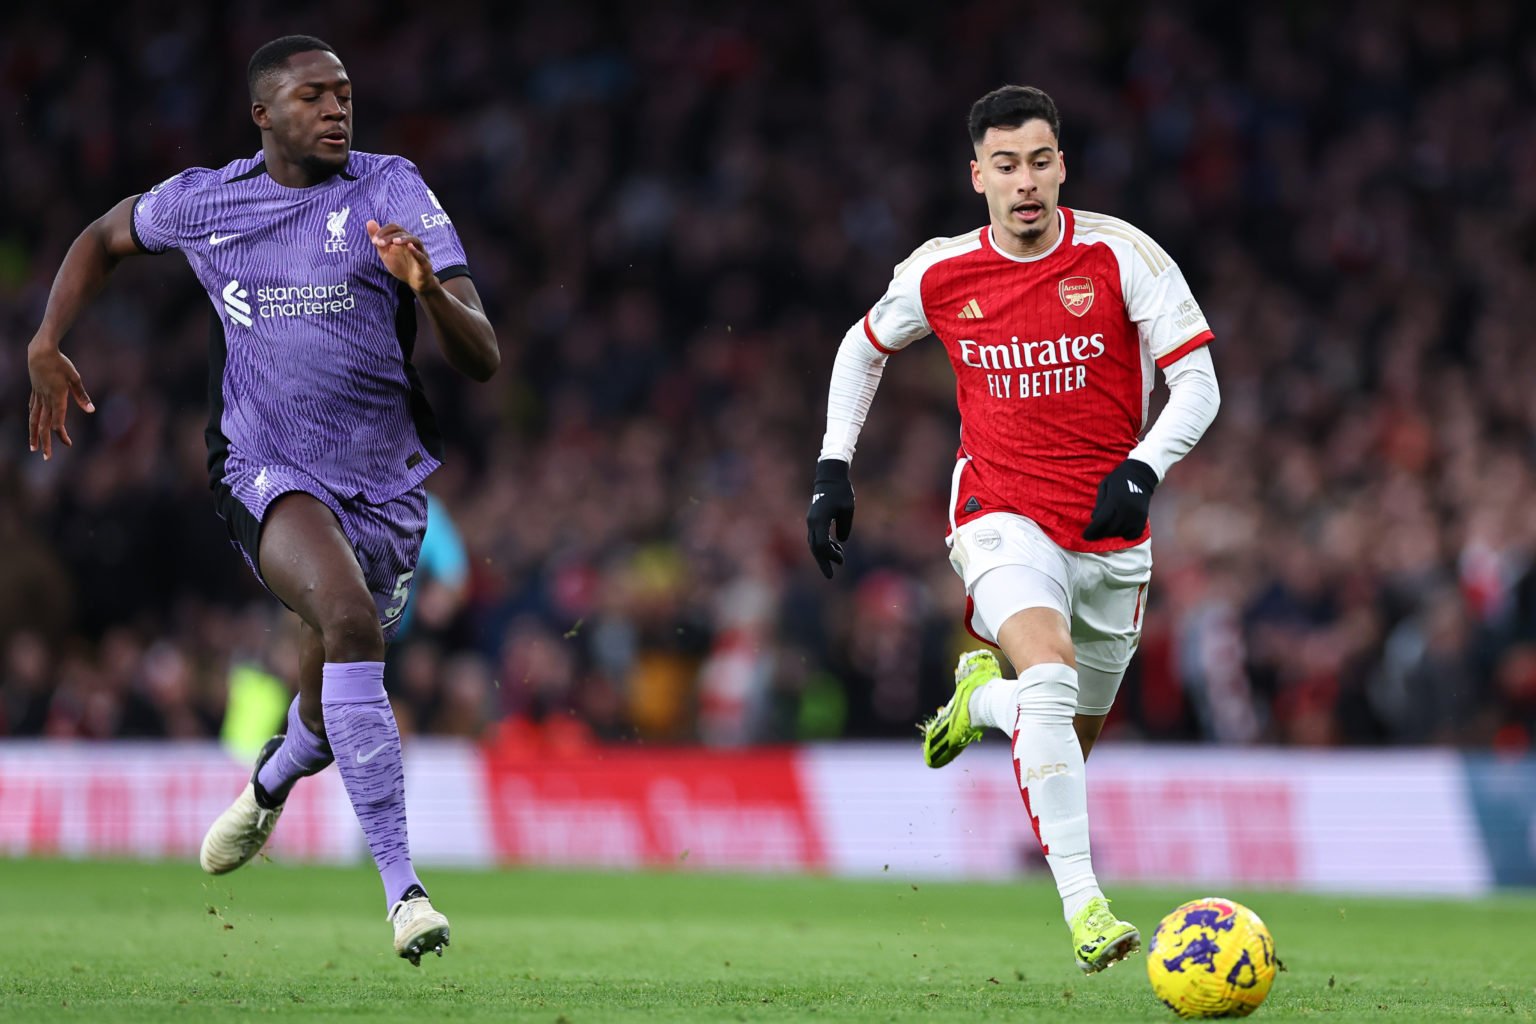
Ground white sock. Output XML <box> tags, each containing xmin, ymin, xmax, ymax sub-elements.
<box><xmin>1006</xmin><ymin>662</ymin><xmax>1103</xmax><ymax>923</ymax></box>
<box><xmin>1062</xmin><ymin>889</ymin><xmax>1097</xmax><ymax>924</ymax></box>
<box><xmin>968</xmin><ymin>675</ymin><xmax>1023</xmax><ymax>732</ymax></box>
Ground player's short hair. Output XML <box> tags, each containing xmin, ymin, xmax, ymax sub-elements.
<box><xmin>967</xmin><ymin>85</ymin><xmax>1061</xmax><ymax>148</ymax></box>
<box><xmin>247</xmin><ymin>35</ymin><xmax>339</xmax><ymax>102</ymax></box>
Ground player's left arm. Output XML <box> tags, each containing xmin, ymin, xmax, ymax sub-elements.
<box><xmin>1128</xmin><ymin>345</ymin><xmax>1219</xmax><ymax>480</ymax></box>
<box><xmin>366</xmin><ymin>218</ymin><xmax>499</xmax><ymax>382</ymax></box>
<box><xmin>1084</xmin><ymin>233</ymin><xmax>1219</xmax><ymax>541</ymax></box>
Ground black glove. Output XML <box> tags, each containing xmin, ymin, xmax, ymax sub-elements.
<box><xmin>806</xmin><ymin>459</ymin><xmax>856</xmax><ymax>578</ymax></box>
<box><xmin>1082</xmin><ymin>458</ymin><xmax>1158</xmax><ymax>541</ymax></box>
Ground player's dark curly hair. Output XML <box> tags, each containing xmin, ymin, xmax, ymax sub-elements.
<box><xmin>967</xmin><ymin>85</ymin><xmax>1061</xmax><ymax>147</ymax></box>
<box><xmin>248</xmin><ymin>35</ymin><xmax>339</xmax><ymax>102</ymax></box>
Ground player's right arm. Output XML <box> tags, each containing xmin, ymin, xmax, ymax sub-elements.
<box><xmin>26</xmin><ymin>195</ymin><xmax>143</xmax><ymax>459</ymax></box>
<box><xmin>806</xmin><ymin>243</ymin><xmax>935</xmax><ymax>578</ymax></box>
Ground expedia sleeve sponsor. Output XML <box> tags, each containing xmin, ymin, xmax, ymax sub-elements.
<box><xmin>420</xmin><ymin>188</ymin><xmax>452</xmax><ymax>231</ymax></box>
<box><xmin>254</xmin><ymin>281</ymin><xmax>356</xmax><ymax>318</ymax></box>
<box><xmin>383</xmin><ymin>158</ymin><xmax>469</xmax><ymax>275</ymax></box>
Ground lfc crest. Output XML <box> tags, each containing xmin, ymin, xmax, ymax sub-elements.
<box><xmin>1059</xmin><ymin>276</ymin><xmax>1094</xmax><ymax>317</ymax></box>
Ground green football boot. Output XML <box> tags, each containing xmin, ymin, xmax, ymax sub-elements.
<box><xmin>920</xmin><ymin>650</ymin><xmax>1002</xmax><ymax>768</ymax></box>
<box><xmin>1070</xmin><ymin>896</ymin><xmax>1140</xmax><ymax>973</ymax></box>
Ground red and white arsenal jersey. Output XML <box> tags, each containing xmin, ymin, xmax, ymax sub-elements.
<box><xmin>861</xmin><ymin>207</ymin><xmax>1214</xmax><ymax>553</ymax></box>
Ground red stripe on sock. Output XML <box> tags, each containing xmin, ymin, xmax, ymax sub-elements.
<box><xmin>1011</xmin><ymin>709</ymin><xmax>1049</xmax><ymax>855</ymax></box>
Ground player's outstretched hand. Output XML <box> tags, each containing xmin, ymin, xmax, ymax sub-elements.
<box><xmin>806</xmin><ymin>459</ymin><xmax>856</xmax><ymax>578</ymax></box>
<box><xmin>367</xmin><ymin>220</ymin><xmax>437</xmax><ymax>294</ymax></box>
<box><xmin>1082</xmin><ymin>458</ymin><xmax>1158</xmax><ymax>541</ymax></box>
<box><xmin>26</xmin><ymin>341</ymin><xmax>94</xmax><ymax>461</ymax></box>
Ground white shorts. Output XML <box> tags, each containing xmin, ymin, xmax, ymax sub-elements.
<box><xmin>947</xmin><ymin>512</ymin><xmax>1152</xmax><ymax>714</ymax></box>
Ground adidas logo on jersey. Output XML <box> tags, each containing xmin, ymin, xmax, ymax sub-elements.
<box><xmin>957</xmin><ymin>299</ymin><xmax>984</xmax><ymax>319</ymax></box>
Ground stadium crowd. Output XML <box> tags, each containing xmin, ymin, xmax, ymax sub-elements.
<box><xmin>3</xmin><ymin>1</ymin><xmax>1535</xmax><ymax>750</ymax></box>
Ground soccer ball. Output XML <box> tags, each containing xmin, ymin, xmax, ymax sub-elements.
<box><xmin>1146</xmin><ymin>897</ymin><xmax>1278</xmax><ymax>1018</ymax></box>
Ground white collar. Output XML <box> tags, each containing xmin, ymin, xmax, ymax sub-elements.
<box><xmin>988</xmin><ymin>209</ymin><xmax>1066</xmax><ymax>263</ymax></box>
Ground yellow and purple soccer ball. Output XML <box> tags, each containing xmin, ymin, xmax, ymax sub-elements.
<box><xmin>1146</xmin><ymin>897</ymin><xmax>1278</xmax><ymax>1018</ymax></box>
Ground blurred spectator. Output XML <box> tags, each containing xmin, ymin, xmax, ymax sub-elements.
<box><xmin>5</xmin><ymin>0</ymin><xmax>1536</xmax><ymax>750</ymax></box>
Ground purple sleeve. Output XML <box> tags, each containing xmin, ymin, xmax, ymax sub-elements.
<box><xmin>131</xmin><ymin>170</ymin><xmax>204</xmax><ymax>253</ymax></box>
<box><xmin>386</xmin><ymin>160</ymin><xmax>470</xmax><ymax>279</ymax></box>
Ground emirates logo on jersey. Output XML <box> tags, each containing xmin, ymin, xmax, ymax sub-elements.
<box><xmin>1059</xmin><ymin>276</ymin><xmax>1095</xmax><ymax>318</ymax></box>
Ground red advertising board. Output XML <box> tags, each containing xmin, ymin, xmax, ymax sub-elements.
<box><xmin>482</xmin><ymin>746</ymin><xmax>826</xmax><ymax>870</ymax></box>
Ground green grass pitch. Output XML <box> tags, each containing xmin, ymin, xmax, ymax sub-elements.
<box><xmin>1</xmin><ymin>859</ymin><xmax>1532</xmax><ymax>1021</ymax></box>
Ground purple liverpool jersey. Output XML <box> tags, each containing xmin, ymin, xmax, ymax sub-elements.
<box><xmin>131</xmin><ymin>151</ymin><xmax>470</xmax><ymax>503</ymax></box>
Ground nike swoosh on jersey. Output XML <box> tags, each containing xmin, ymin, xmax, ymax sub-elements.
<box><xmin>354</xmin><ymin>742</ymin><xmax>394</xmax><ymax>764</ymax></box>
<box><xmin>208</xmin><ymin>232</ymin><xmax>242</xmax><ymax>245</ymax></box>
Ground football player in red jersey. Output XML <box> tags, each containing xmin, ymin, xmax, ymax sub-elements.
<box><xmin>806</xmin><ymin>85</ymin><xmax>1220</xmax><ymax>973</ymax></box>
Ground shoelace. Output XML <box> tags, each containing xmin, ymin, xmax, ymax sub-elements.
<box><xmin>388</xmin><ymin>897</ymin><xmax>426</xmax><ymax>924</ymax></box>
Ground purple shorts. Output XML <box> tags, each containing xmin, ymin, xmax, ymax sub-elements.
<box><xmin>215</xmin><ymin>461</ymin><xmax>428</xmax><ymax>643</ymax></box>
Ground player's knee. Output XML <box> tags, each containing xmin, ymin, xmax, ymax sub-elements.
<box><xmin>318</xmin><ymin>596</ymin><xmax>385</xmax><ymax>661</ymax></box>
<box><xmin>1017</xmin><ymin>661</ymin><xmax>1079</xmax><ymax>721</ymax></box>
<box><xmin>994</xmin><ymin>604</ymin><xmax>1074</xmax><ymax>669</ymax></box>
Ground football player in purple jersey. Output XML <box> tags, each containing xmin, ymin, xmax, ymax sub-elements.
<box><xmin>25</xmin><ymin>35</ymin><xmax>498</xmax><ymax>965</ymax></box>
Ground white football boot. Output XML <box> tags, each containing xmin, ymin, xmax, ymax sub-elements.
<box><xmin>199</xmin><ymin>736</ymin><xmax>285</xmax><ymax>874</ymax></box>
<box><xmin>389</xmin><ymin>888</ymin><xmax>451</xmax><ymax>966</ymax></box>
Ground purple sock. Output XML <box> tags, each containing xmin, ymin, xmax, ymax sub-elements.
<box><xmin>320</xmin><ymin>661</ymin><xmax>423</xmax><ymax>906</ymax></box>
<box><xmin>255</xmin><ymin>697</ymin><xmax>334</xmax><ymax>804</ymax></box>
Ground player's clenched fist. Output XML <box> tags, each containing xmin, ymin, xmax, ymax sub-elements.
<box><xmin>806</xmin><ymin>459</ymin><xmax>856</xmax><ymax>579</ymax></box>
<box><xmin>1082</xmin><ymin>458</ymin><xmax>1158</xmax><ymax>541</ymax></box>
<box><xmin>367</xmin><ymin>219</ymin><xmax>437</xmax><ymax>293</ymax></box>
